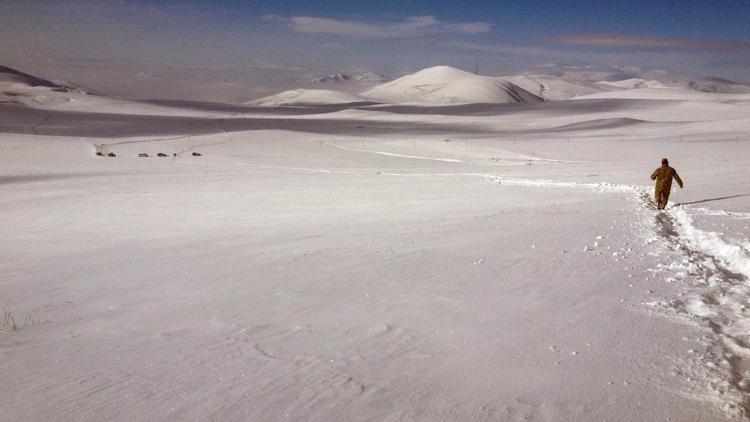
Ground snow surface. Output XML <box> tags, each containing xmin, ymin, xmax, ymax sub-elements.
<box><xmin>504</xmin><ymin>74</ymin><xmax>610</xmax><ymax>100</ymax></box>
<box><xmin>2</xmin><ymin>71</ymin><xmax>750</xmax><ymax>421</ymax></box>
<box><xmin>597</xmin><ymin>78</ymin><xmax>666</xmax><ymax>90</ymax></box>
<box><xmin>248</xmin><ymin>89</ymin><xmax>372</xmax><ymax>106</ymax></box>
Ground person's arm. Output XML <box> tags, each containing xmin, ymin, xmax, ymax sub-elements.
<box><xmin>674</xmin><ymin>171</ymin><xmax>683</xmax><ymax>188</ymax></box>
<box><xmin>650</xmin><ymin>168</ymin><xmax>659</xmax><ymax>180</ymax></box>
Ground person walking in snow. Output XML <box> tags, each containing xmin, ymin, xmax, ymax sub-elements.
<box><xmin>650</xmin><ymin>158</ymin><xmax>683</xmax><ymax>210</ymax></box>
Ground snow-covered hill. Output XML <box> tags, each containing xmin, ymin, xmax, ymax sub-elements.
<box><xmin>0</xmin><ymin>65</ymin><xmax>67</xmax><ymax>88</ymax></box>
<box><xmin>361</xmin><ymin>66</ymin><xmax>543</xmax><ymax>105</ymax></box>
<box><xmin>247</xmin><ymin>89</ymin><xmax>373</xmax><ymax>106</ymax></box>
<box><xmin>503</xmin><ymin>74</ymin><xmax>610</xmax><ymax>100</ymax></box>
<box><xmin>0</xmin><ymin>65</ymin><xmax>237</xmax><ymax>116</ymax></box>
<box><xmin>597</xmin><ymin>78</ymin><xmax>666</xmax><ymax>89</ymax></box>
<box><xmin>0</xmin><ymin>65</ymin><xmax>86</xmax><ymax>106</ymax></box>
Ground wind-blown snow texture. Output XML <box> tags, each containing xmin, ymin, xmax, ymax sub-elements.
<box><xmin>1</xmin><ymin>66</ymin><xmax>750</xmax><ymax>421</ymax></box>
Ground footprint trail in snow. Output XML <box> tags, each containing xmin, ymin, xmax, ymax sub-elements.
<box><xmin>485</xmin><ymin>175</ymin><xmax>750</xmax><ymax>417</ymax></box>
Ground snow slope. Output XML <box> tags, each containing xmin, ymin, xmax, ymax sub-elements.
<box><xmin>248</xmin><ymin>89</ymin><xmax>372</xmax><ymax>106</ymax></box>
<box><xmin>504</xmin><ymin>74</ymin><xmax>610</xmax><ymax>100</ymax></box>
<box><xmin>0</xmin><ymin>65</ymin><xmax>70</xmax><ymax>88</ymax></box>
<box><xmin>361</xmin><ymin>66</ymin><xmax>543</xmax><ymax>105</ymax></box>
<box><xmin>0</xmin><ymin>65</ymin><xmax>87</xmax><ymax>107</ymax></box>
<box><xmin>1</xmin><ymin>82</ymin><xmax>750</xmax><ymax>421</ymax></box>
<box><xmin>0</xmin><ymin>65</ymin><xmax>239</xmax><ymax>117</ymax></box>
<box><xmin>576</xmin><ymin>85</ymin><xmax>750</xmax><ymax>101</ymax></box>
<box><xmin>597</xmin><ymin>78</ymin><xmax>667</xmax><ymax>89</ymax></box>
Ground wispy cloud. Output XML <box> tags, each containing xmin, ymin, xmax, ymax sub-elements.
<box><xmin>553</xmin><ymin>34</ymin><xmax>750</xmax><ymax>53</ymax></box>
<box><xmin>266</xmin><ymin>15</ymin><xmax>492</xmax><ymax>38</ymax></box>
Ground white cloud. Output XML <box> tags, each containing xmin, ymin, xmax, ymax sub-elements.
<box><xmin>267</xmin><ymin>15</ymin><xmax>492</xmax><ymax>38</ymax></box>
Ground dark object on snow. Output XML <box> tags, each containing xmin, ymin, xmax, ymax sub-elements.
<box><xmin>650</xmin><ymin>158</ymin><xmax>683</xmax><ymax>210</ymax></box>
<box><xmin>192</xmin><ymin>152</ymin><xmax>202</xmax><ymax>156</ymax></box>
<box><xmin>157</xmin><ymin>153</ymin><xmax>168</xmax><ymax>157</ymax></box>
<box><xmin>138</xmin><ymin>153</ymin><xmax>149</xmax><ymax>158</ymax></box>
<box><xmin>107</xmin><ymin>152</ymin><xmax>116</xmax><ymax>157</ymax></box>
<box><xmin>96</xmin><ymin>152</ymin><xmax>104</xmax><ymax>156</ymax></box>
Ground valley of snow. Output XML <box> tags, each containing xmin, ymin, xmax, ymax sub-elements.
<box><xmin>2</xmin><ymin>66</ymin><xmax>750</xmax><ymax>421</ymax></box>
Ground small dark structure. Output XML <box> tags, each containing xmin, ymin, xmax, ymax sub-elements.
<box><xmin>157</xmin><ymin>153</ymin><xmax>168</xmax><ymax>157</ymax></box>
<box><xmin>96</xmin><ymin>152</ymin><xmax>104</xmax><ymax>157</ymax></box>
<box><xmin>138</xmin><ymin>153</ymin><xmax>149</xmax><ymax>158</ymax></box>
<box><xmin>107</xmin><ymin>152</ymin><xmax>116</xmax><ymax>157</ymax></box>
<box><xmin>192</xmin><ymin>152</ymin><xmax>202</xmax><ymax>157</ymax></box>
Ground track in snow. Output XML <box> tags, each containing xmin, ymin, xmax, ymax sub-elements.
<box><xmin>647</xmin><ymin>201</ymin><xmax>750</xmax><ymax>417</ymax></box>
<box><xmin>484</xmin><ymin>174</ymin><xmax>750</xmax><ymax>418</ymax></box>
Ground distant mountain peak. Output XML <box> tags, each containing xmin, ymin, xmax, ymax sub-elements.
<box><xmin>0</xmin><ymin>65</ymin><xmax>61</xmax><ymax>88</ymax></box>
<box><xmin>0</xmin><ymin>65</ymin><xmax>85</xmax><ymax>93</ymax></box>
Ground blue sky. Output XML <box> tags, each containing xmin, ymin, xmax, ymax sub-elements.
<box><xmin>2</xmin><ymin>0</ymin><xmax>750</xmax><ymax>101</ymax></box>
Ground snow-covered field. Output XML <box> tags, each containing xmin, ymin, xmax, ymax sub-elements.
<box><xmin>2</xmin><ymin>71</ymin><xmax>750</xmax><ymax>421</ymax></box>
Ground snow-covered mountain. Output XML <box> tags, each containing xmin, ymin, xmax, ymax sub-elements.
<box><xmin>0</xmin><ymin>65</ymin><xmax>89</xmax><ymax>93</ymax></box>
<box><xmin>0</xmin><ymin>65</ymin><xmax>88</xmax><ymax>106</ymax></box>
<box><xmin>311</xmin><ymin>72</ymin><xmax>391</xmax><ymax>84</ymax></box>
<box><xmin>0</xmin><ymin>65</ymin><xmax>84</xmax><ymax>92</ymax></box>
<box><xmin>361</xmin><ymin>66</ymin><xmax>543</xmax><ymax>105</ymax></box>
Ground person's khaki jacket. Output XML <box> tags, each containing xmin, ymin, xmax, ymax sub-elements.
<box><xmin>650</xmin><ymin>165</ymin><xmax>683</xmax><ymax>193</ymax></box>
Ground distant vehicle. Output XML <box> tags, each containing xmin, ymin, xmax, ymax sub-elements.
<box><xmin>138</xmin><ymin>153</ymin><xmax>149</xmax><ymax>158</ymax></box>
<box><xmin>96</xmin><ymin>152</ymin><xmax>104</xmax><ymax>156</ymax></box>
<box><xmin>107</xmin><ymin>152</ymin><xmax>116</xmax><ymax>157</ymax></box>
<box><xmin>157</xmin><ymin>153</ymin><xmax>168</xmax><ymax>157</ymax></box>
<box><xmin>192</xmin><ymin>152</ymin><xmax>202</xmax><ymax>156</ymax></box>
